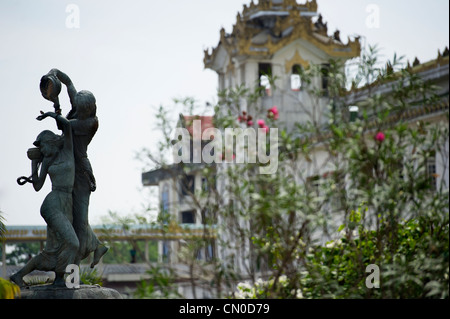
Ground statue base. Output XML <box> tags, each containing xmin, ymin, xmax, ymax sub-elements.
<box><xmin>19</xmin><ymin>284</ymin><xmax>123</xmax><ymax>299</ymax></box>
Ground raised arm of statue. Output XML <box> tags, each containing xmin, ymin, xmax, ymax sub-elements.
<box><xmin>49</xmin><ymin>68</ymin><xmax>77</xmax><ymax>113</ymax></box>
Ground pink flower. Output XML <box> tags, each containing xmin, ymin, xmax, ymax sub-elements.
<box><xmin>257</xmin><ymin>119</ymin><xmax>265</xmax><ymax>127</ymax></box>
<box><xmin>375</xmin><ymin>132</ymin><xmax>385</xmax><ymax>142</ymax></box>
<box><xmin>237</xmin><ymin>116</ymin><xmax>243</xmax><ymax>122</ymax></box>
<box><xmin>269</xmin><ymin>106</ymin><xmax>278</xmax><ymax>114</ymax></box>
<box><xmin>247</xmin><ymin>120</ymin><xmax>253</xmax><ymax>126</ymax></box>
<box><xmin>261</xmin><ymin>125</ymin><xmax>269</xmax><ymax>133</ymax></box>
<box><xmin>268</xmin><ymin>106</ymin><xmax>279</xmax><ymax>120</ymax></box>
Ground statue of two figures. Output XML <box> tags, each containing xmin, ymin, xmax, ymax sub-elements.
<box><xmin>11</xmin><ymin>69</ymin><xmax>108</xmax><ymax>287</ymax></box>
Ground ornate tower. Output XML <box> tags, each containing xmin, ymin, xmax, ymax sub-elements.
<box><xmin>204</xmin><ymin>0</ymin><xmax>361</xmax><ymax>130</ymax></box>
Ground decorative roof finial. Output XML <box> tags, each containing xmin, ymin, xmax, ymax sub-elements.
<box><xmin>333</xmin><ymin>30</ymin><xmax>341</xmax><ymax>42</ymax></box>
<box><xmin>406</xmin><ymin>60</ymin><xmax>411</xmax><ymax>69</ymax></box>
<box><xmin>314</xmin><ymin>14</ymin><xmax>328</xmax><ymax>36</ymax></box>
<box><xmin>307</xmin><ymin>0</ymin><xmax>318</xmax><ymax>12</ymax></box>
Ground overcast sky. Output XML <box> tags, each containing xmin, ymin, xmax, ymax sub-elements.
<box><xmin>0</xmin><ymin>0</ymin><xmax>448</xmax><ymax>226</ymax></box>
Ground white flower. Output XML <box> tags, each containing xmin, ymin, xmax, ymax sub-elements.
<box><xmin>255</xmin><ymin>278</ymin><xmax>266</xmax><ymax>288</ymax></box>
<box><xmin>326</xmin><ymin>241</ymin><xmax>335</xmax><ymax>249</ymax></box>
<box><xmin>235</xmin><ymin>291</ymin><xmax>246</xmax><ymax>299</ymax></box>
<box><xmin>326</xmin><ymin>239</ymin><xmax>342</xmax><ymax>249</ymax></box>
<box><xmin>296</xmin><ymin>289</ymin><xmax>303</xmax><ymax>299</ymax></box>
<box><xmin>279</xmin><ymin>275</ymin><xmax>288</xmax><ymax>286</ymax></box>
<box><xmin>236</xmin><ymin>281</ymin><xmax>256</xmax><ymax>299</ymax></box>
<box><xmin>237</xmin><ymin>281</ymin><xmax>252</xmax><ymax>291</ymax></box>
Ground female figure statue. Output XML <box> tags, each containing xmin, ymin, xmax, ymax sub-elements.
<box><xmin>11</xmin><ymin>112</ymin><xmax>79</xmax><ymax>287</ymax></box>
<box><xmin>46</xmin><ymin>68</ymin><xmax>107</xmax><ymax>267</ymax></box>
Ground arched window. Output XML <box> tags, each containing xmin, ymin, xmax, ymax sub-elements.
<box><xmin>321</xmin><ymin>63</ymin><xmax>330</xmax><ymax>96</ymax></box>
<box><xmin>291</xmin><ymin>64</ymin><xmax>302</xmax><ymax>91</ymax></box>
<box><xmin>259</xmin><ymin>63</ymin><xmax>272</xmax><ymax>96</ymax></box>
<box><xmin>349</xmin><ymin>105</ymin><xmax>359</xmax><ymax>122</ymax></box>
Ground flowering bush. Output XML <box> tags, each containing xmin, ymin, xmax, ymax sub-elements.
<box><xmin>237</xmin><ymin>111</ymin><xmax>254</xmax><ymax>127</ymax></box>
<box><xmin>235</xmin><ymin>276</ymin><xmax>303</xmax><ymax>299</ymax></box>
<box><xmin>237</xmin><ymin>106</ymin><xmax>278</xmax><ymax>130</ymax></box>
<box><xmin>301</xmin><ymin>205</ymin><xmax>449</xmax><ymax>299</ymax></box>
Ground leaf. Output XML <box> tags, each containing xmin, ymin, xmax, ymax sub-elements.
<box><xmin>424</xmin><ymin>281</ymin><xmax>443</xmax><ymax>298</ymax></box>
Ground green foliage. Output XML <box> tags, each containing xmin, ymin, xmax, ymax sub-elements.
<box><xmin>134</xmin><ymin>265</ymin><xmax>181</xmax><ymax>299</ymax></box>
<box><xmin>301</xmin><ymin>205</ymin><xmax>449</xmax><ymax>299</ymax></box>
<box><xmin>234</xmin><ymin>276</ymin><xmax>303</xmax><ymax>299</ymax></box>
<box><xmin>80</xmin><ymin>267</ymin><xmax>103</xmax><ymax>286</ymax></box>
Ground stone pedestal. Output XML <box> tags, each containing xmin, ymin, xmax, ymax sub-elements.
<box><xmin>19</xmin><ymin>284</ymin><xmax>123</xmax><ymax>299</ymax></box>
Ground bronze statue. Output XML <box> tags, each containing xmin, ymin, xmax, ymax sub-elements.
<box><xmin>13</xmin><ymin>70</ymin><xmax>107</xmax><ymax>287</ymax></box>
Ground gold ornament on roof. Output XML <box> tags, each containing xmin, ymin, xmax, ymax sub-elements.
<box><xmin>204</xmin><ymin>0</ymin><xmax>360</xmax><ymax>70</ymax></box>
<box><xmin>285</xmin><ymin>50</ymin><xmax>310</xmax><ymax>73</ymax></box>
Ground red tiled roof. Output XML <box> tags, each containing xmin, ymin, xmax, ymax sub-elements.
<box><xmin>183</xmin><ymin>115</ymin><xmax>214</xmax><ymax>137</ymax></box>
